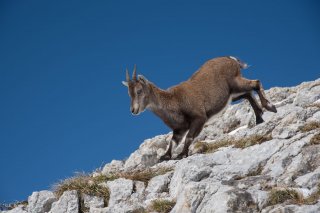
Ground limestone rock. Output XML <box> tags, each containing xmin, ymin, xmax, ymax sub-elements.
<box><xmin>106</xmin><ymin>178</ymin><xmax>133</xmax><ymax>207</ymax></box>
<box><xmin>49</xmin><ymin>190</ymin><xmax>78</xmax><ymax>213</ymax></box>
<box><xmin>28</xmin><ymin>190</ymin><xmax>56</xmax><ymax>213</ymax></box>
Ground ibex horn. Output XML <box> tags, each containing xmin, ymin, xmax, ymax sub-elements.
<box><xmin>126</xmin><ymin>68</ymin><xmax>130</xmax><ymax>82</ymax></box>
<box><xmin>132</xmin><ymin>64</ymin><xmax>137</xmax><ymax>81</ymax></box>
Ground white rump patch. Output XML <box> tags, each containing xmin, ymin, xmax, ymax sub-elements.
<box><xmin>229</xmin><ymin>56</ymin><xmax>238</xmax><ymax>62</ymax></box>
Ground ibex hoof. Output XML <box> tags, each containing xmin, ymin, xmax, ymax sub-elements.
<box><xmin>159</xmin><ymin>154</ymin><xmax>171</xmax><ymax>162</ymax></box>
<box><xmin>266</xmin><ymin>103</ymin><xmax>277</xmax><ymax>113</ymax></box>
<box><xmin>256</xmin><ymin>117</ymin><xmax>264</xmax><ymax>125</ymax></box>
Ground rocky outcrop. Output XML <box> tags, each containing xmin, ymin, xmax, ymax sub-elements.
<box><xmin>2</xmin><ymin>79</ymin><xmax>320</xmax><ymax>213</ymax></box>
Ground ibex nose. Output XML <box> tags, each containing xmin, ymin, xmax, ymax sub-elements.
<box><xmin>130</xmin><ymin>107</ymin><xmax>134</xmax><ymax>113</ymax></box>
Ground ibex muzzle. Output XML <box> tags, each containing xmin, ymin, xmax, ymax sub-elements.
<box><xmin>122</xmin><ymin>65</ymin><xmax>150</xmax><ymax>115</ymax></box>
<box><xmin>122</xmin><ymin>56</ymin><xmax>277</xmax><ymax>161</ymax></box>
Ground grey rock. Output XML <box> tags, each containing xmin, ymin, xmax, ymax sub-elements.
<box><xmin>49</xmin><ymin>190</ymin><xmax>78</xmax><ymax>213</ymax></box>
<box><xmin>106</xmin><ymin>178</ymin><xmax>133</xmax><ymax>207</ymax></box>
<box><xmin>28</xmin><ymin>190</ymin><xmax>56</xmax><ymax>213</ymax></box>
<box><xmin>146</xmin><ymin>172</ymin><xmax>173</xmax><ymax>195</ymax></box>
<box><xmin>101</xmin><ymin>160</ymin><xmax>125</xmax><ymax>176</ymax></box>
<box><xmin>83</xmin><ymin>194</ymin><xmax>104</xmax><ymax>210</ymax></box>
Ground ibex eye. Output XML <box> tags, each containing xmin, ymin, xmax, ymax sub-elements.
<box><xmin>137</xmin><ymin>90</ymin><xmax>142</xmax><ymax>95</ymax></box>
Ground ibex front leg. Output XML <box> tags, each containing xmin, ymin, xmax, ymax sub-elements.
<box><xmin>159</xmin><ymin>129</ymin><xmax>186</xmax><ymax>162</ymax></box>
<box><xmin>175</xmin><ymin>117</ymin><xmax>206</xmax><ymax>160</ymax></box>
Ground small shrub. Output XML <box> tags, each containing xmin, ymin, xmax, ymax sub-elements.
<box><xmin>310</xmin><ymin>133</ymin><xmax>320</xmax><ymax>145</ymax></box>
<box><xmin>300</xmin><ymin>121</ymin><xmax>320</xmax><ymax>133</ymax></box>
<box><xmin>233</xmin><ymin>134</ymin><xmax>272</xmax><ymax>149</ymax></box>
<box><xmin>267</xmin><ymin>188</ymin><xmax>303</xmax><ymax>206</ymax></box>
<box><xmin>149</xmin><ymin>199</ymin><xmax>176</xmax><ymax>213</ymax></box>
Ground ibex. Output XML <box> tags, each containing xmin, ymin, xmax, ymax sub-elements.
<box><xmin>122</xmin><ymin>56</ymin><xmax>277</xmax><ymax>161</ymax></box>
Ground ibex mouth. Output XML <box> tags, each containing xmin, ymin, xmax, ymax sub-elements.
<box><xmin>131</xmin><ymin>109</ymin><xmax>140</xmax><ymax>115</ymax></box>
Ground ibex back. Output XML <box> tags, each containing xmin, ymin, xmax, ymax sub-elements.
<box><xmin>122</xmin><ymin>56</ymin><xmax>277</xmax><ymax>161</ymax></box>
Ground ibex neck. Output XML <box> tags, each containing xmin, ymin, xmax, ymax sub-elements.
<box><xmin>147</xmin><ymin>84</ymin><xmax>173</xmax><ymax>113</ymax></box>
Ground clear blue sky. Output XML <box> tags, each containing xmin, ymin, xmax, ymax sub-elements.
<box><xmin>0</xmin><ymin>0</ymin><xmax>319</xmax><ymax>202</ymax></box>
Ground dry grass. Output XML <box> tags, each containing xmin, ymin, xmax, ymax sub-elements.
<box><xmin>303</xmin><ymin>184</ymin><xmax>320</xmax><ymax>205</ymax></box>
<box><xmin>194</xmin><ymin>134</ymin><xmax>272</xmax><ymax>154</ymax></box>
<box><xmin>233</xmin><ymin>134</ymin><xmax>272</xmax><ymax>149</ymax></box>
<box><xmin>53</xmin><ymin>167</ymin><xmax>173</xmax><ymax>209</ymax></box>
<box><xmin>300</xmin><ymin>121</ymin><xmax>320</xmax><ymax>133</ymax></box>
<box><xmin>306</xmin><ymin>103</ymin><xmax>320</xmax><ymax>108</ymax></box>
<box><xmin>267</xmin><ymin>188</ymin><xmax>303</xmax><ymax>206</ymax></box>
<box><xmin>194</xmin><ymin>139</ymin><xmax>233</xmax><ymax>154</ymax></box>
<box><xmin>53</xmin><ymin>173</ymin><xmax>110</xmax><ymax>207</ymax></box>
<box><xmin>149</xmin><ymin>199</ymin><xmax>176</xmax><ymax>213</ymax></box>
<box><xmin>120</xmin><ymin>167</ymin><xmax>173</xmax><ymax>185</ymax></box>
<box><xmin>267</xmin><ymin>184</ymin><xmax>320</xmax><ymax>206</ymax></box>
<box><xmin>310</xmin><ymin>132</ymin><xmax>320</xmax><ymax>145</ymax></box>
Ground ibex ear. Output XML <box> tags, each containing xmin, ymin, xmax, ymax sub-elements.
<box><xmin>138</xmin><ymin>75</ymin><xmax>149</xmax><ymax>85</ymax></box>
<box><xmin>122</xmin><ymin>81</ymin><xmax>128</xmax><ymax>87</ymax></box>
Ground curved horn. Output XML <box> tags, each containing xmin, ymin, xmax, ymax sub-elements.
<box><xmin>126</xmin><ymin>68</ymin><xmax>130</xmax><ymax>82</ymax></box>
<box><xmin>132</xmin><ymin>64</ymin><xmax>137</xmax><ymax>81</ymax></box>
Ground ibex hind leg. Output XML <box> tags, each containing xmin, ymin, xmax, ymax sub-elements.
<box><xmin>233</xmin><ymin>77</ymin><xmax>277</xmax><ymax>113</ymax></box>
<box><xmin>232</xmin><ymin>92</ymin><xmax>264</xmax><ymax>124</ymax></box>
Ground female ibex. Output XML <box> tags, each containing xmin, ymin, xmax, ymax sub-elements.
<box><xmin>122</xmin><ymin>56</ymin><xmax>277</xmax><ymax>161</ymax></box>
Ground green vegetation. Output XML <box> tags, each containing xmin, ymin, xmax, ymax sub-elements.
<box><xmin>149</xmin><ymin>199</ymin><xmax>176</xmax><ymax>213</ymax></box>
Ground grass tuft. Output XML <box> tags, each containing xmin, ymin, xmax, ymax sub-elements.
<box><xmin>310</xmin><ymin>132</ymin><xmax>320</xmax><ymax>145</ymax></box>
<box><xmin>233</xmin><ymin>134</ymin><xmax>272</xmax><ymax>149</ymax></box>
<box><xmin>52</xmin><ymin>167</ymin><xmax>173</xmax><ymax>208</ymax></box>
<box><xmin>53</xmin><ymin>173</ymin><xmax>110</xmax><ymax>207</ymax></box>
<box><xmin>194</xmin><ymin>139</ymin><xmax>232</xmax><ymax>154</ymax></box>
<box><xmin>300</xmin><ymin>121</ymin><xmax>320</xmax><ymax>133</ymax></box>
<box><xmin>267</xmin><ymin>188</ymin><xmax>303</xmax><ymax>206</ymax></box>
<box><xmin>267</xmin><ymin>185</ymin><xmax>320</xmax><ymax>206</ymax></box>
<box><xmin>194</xmin><ymin>134</ymin><xmax>272</xmax><ymax>154</ymax></box>
<box><xmin>149</xmin><ymin>199</ymin><xmax>176</xmax><ymax>213</ymax></box>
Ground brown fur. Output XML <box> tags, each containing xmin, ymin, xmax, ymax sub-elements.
<box><xmin>122</xmin><ymin>56</ymin><xmax>277</xmax><ymax>161</ymax></box>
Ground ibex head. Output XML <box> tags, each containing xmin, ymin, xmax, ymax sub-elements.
<box><xmin>122</xmin><ymin>65</ymin><xmax>151</xmax><ymax>115</ymax></box>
